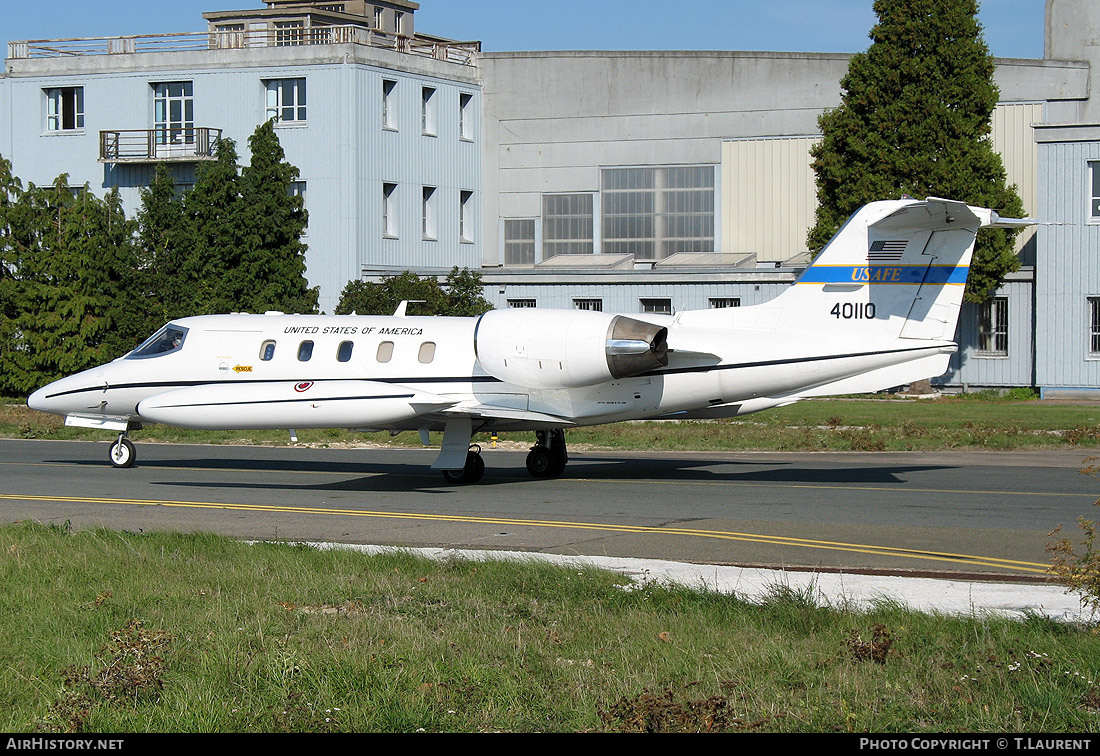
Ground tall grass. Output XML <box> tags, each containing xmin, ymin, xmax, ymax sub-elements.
<box><xmin>2</xmin><ymin>523</ymin><xmax>1097</xmax><ymax>733</ymax></box>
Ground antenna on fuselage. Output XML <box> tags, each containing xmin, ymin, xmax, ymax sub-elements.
<box><xmin>392</xmin><ymin>300</ymin><xmax>426</xmax><ymax>317</ymax></box>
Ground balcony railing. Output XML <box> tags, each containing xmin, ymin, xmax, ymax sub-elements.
<box><xmin>9</xmin><ymin>26</ymin><xmax>480</xmax><ymax>66</ymax></box>
<box><xmin>100</xmin><ymin>128</ymin><xmax>222</xmax><ymax>163</ymax></box>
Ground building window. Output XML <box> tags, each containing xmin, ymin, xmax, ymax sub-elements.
<box><xmin>1090</xmin><ymin>298</ymin><xmax>1100</xmax><ymax>356</ymax></box>
<box><xmin>709</xmin><ymin>297</ymin><xmax>741</xmax><ymax>308</ymax></box>
<box><xmin>602</xmin><ymin>165</ymin><xmax>715</xmax><ymax>260</ymax></box>
<box><xmin>153</xmin><ymin>81</ymin><xmax>194</xmax><ymax>146</ymax></box>
<box><xmin>573</xmin><ymin>298</ymin><xmax>603</xmax><ymax>312</ymax></box>
<box><xmin>543</xmin><ymin>194</ymin><xmax>594</xmax><ymax>258</ymax></box>
<box><xmin>504</xmin><ymin>219</ymin><xmax>536</xmax><ymax>265</ymax></box>
<box><xmin>382</xmin><ymin>79</ymin><xmax>396</xmax><ymax>129</ymax></box>
<box><xmin>1091</xmin><ymin>161</ymin><xmax>1100</xmax><ymax>221</ymax></box>
<box><xmin>460</xmin><ymin>190</ymin><xmax>474</xmax><ymax>243</ymax></box>
<box><xmin>266</xmin><ymin>78</ymin><xmax>306</xmax><ymax>123</ymax></box>
<box><xmin>421</xmin><ymin>87</ymin><xmax>436</xmax><ymax>135</ymax></box>
<box><xmin>45</xmin><ymin>87</ymin><xmax>84</xmax><ymax>131</ymax></box>
<box><xmin>508</xmin><ymin>299</ymin><xmax>536</xmax><ymax>308</ymax></box>
<box><xmin>641</xmin><ymin>298</ymin><xmax>672</xmax><ymax>315</ymax></box>
<box><xmin>459</xmin><ymin>92</ymin><xmax>474</xmax><ymax>141</ymax></box>
<box><xmin>395</xmin><ymin>11</ymin><xmax>405</xmax><ymax>34</ymax></box>
<box><xmin>422</xmin><ymin>186</ymin><xmax>437</xmax><ymax>240</ymax></box>
<box><xmin>318</xmin><ymin>3</ymin><xmax>345</xmax><ymax>11</ymax></box>
<box><xmin>382</xmin><ymin>183</ymin><xmax>398</xmax><ymax>238</ymax></box>
<box><xmin>275</xmin><ymin>21</ymin><xmax>304</xmax><ymax>46</ymax></box>
<box><xmin>977</xmin><ymin>297</ymin><xmax>1008</xmax><ymax>357</ymax></box>
<box><xmin>374</xmin><ymin>6</ymin><xmax>384</xmax><ymax>29</ymax></box>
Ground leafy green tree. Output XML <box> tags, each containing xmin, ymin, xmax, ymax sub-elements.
<box><xmin>0</xmin><ymin>155</ymin><xmax>24</xmax><ymax>395</ymax></box>
<box><xmin>807</xmin><ymin>0</ymin><xmax>1025</xmax><ymax>302</ymax></box>
<box><xmin>334</xmin><ymin>267</ymin><xmax>492</xmax><ymax>317</ymax></box>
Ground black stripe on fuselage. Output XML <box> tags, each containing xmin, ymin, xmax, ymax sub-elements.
<box><xmin>43</xmin><ymin>344</ymin><xmax>949</xmax><ymax>400</ymax></box>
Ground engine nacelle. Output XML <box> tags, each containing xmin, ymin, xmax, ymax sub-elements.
<box><xmin>474</xmin><ymin>308</ymin><xmax>668</xmax><ymax>389</ymax></box>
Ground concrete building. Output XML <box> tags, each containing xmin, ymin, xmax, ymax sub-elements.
<box><xmin>1</xmin><ymin>0</ymin><xmax>482</xmax><ymax>313</ymax></box>
<box><xmin>2</xmin><ymin>0</ymin><xmax>1099</xmax><ymax>393</ymax></box>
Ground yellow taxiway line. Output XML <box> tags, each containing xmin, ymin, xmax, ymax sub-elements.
<box><xmin>0</xmin><ymin>492</ymin><xmax>1053</xmax><ymax>575</ymax></box>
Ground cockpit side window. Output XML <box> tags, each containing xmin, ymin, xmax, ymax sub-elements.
<box><xmin>127</xmin><ymin>324</ymin><xmax>188</xmax><ymax>359</ymax></box>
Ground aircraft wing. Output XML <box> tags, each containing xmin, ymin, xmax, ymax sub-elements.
<box><xmin>438</xmin><ymin>401</ymin><xmax>576</xmax><ymax>426</ymax></box>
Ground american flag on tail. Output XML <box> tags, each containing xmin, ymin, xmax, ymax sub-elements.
<box><xmin>868</xmin><ymin>239</ymin><xmax>907</xmax><ymax>263</ymax></box>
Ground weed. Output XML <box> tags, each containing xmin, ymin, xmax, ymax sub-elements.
<box><xmin>597</xmin><ymin>683</ymin><xmax>758</xmax><ymax>733</ymax></box>
<box><xmin>35</xmin><ymin>619</ymin><xmax>174</xmax><ymax>732</ymax></box>
<box><xmin>846</xmin><ymin>624</ymin><xmax>894</xmax><ymax>664</ymax></box>
<box><xmin>1046</xmin><ymin>461</ymin><xmax>1100</xmax><ymax>620</ymax></box>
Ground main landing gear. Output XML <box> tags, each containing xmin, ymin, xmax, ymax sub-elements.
<box><xmin>526</xmin><ymin>429</ymin><xmax>568</xmax><ymax>479</ymax></box>
<box><xmin>109</xmin><ymin>432</ymin><xmax>136</xmax><ymax>468</ymax></box>
<box><xmin>441</xmin><ymin>444</ymin><xmax>486</xmax><ymax>484</ymax></box>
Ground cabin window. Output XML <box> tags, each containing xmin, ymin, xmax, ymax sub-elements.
<box><xmin>259</xmin><ymin>340</ymin><xmax>276</xmax><ymax>361</ymax></box>
<box><xmin>298</xmin><ymin>340</ymin><xmax>314</xmax><ymax>361</ymax></box>
<box><xmin>376</xmin><ymin>341</ymin><xmax>394</xmax><ymax>363</ymax></box>
<box><xmin>128</xmin><ymin>324</ymin><xmax>188</xmax><ymax>359</ymax></box>
<box><xmin>418</xmin><ymin>342</ymin><xmax>437</xmax><ymax>364</ymax></box>
<box><xmin>337</xmin><ymin>341</ymin><xmax>354</xmax><ymax>362</ymax></box>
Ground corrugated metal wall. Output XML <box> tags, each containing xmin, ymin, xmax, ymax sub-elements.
<box><xmin>1036</xmin><ymin>139</ymin><xmax>1100</xmax><ymax>388</ymax></box>
<box><xmin>721</xmin><ymin>136</ymin><xmax>817</xmax><ymax>261</ymax></box>
<box><xmin>991</xmin><ymin>102</ymin><xmax>1042</xmax><ymax>252</ymax></box>
<box><xmin>485</xmin><ymin>280</ymin><xmax>791</xmax><ymax>313</ymax></box>
<box><xmin>936</xmin><ymin>279</ymin><xmax>1035</xmax><ymax>387</ymax></box>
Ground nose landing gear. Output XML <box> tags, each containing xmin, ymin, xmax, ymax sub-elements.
<box><xmin>109</xmin><ymin>433</ymin><xmax>136</xmax><ymax>468</ymax></box>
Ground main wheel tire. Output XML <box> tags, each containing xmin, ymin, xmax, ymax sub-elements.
<box><xmin>442</xmin><ymin>451</ymin><xmax>485</xmax><ymax>484</ymax></box>
<box><xmin>526</xmin><ymin>447</ymin><xmax>566</xmax><ymax>478</ymax></box>
<box><xmin>109</xmin><ymin>438</ymin><xmax>136</xmax><ymax>468</ymax></box>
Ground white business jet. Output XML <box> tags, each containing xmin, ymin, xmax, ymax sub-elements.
<box><xmin>27</xmin><ymin>197</ymin><xmax>1033</xmax><ymax>483</ymax></box>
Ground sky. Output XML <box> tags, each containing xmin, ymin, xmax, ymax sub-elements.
<box><xmin>2</xmin><ymin>1</ymin><xmax>1046</xmax><ymax>60</ymax></box>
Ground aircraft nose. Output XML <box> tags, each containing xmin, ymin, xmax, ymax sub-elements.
<box><xmin>27</xmin><ymin>385</ymin><xmax>51</xmax><ymax>413</ymax></box>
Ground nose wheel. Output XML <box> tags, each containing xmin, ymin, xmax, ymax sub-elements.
<box><xmin>109</xmin><ymin>434</ymin><xmax>136</xmax><ymax>468</ymax></box>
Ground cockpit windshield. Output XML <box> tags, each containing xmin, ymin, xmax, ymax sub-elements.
<box><xmin>127</xmin><ymin>324</ymin><xmax>188</xmax><ymax>359</ymax></box>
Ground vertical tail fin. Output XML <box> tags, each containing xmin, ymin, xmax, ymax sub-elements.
<box><xmin>771</xmin><ymin>197</ymin><xmax>990</xmax><ymax>341</ymax></box>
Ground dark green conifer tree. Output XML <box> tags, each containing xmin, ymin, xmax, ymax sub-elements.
<box><xmin>135</xmin><ymin>163</ymin><xmax>188</xmax><ymax>325</ymax></box>
<box><xmin>4</xmin><ymin>178</ymin><xmax>138</xmax><ymax>394</ymax></box>
<box><xmin>808</xmin><ymin>0</ymin><xmax>1025</xmax><ymax>302</ymax></box>
<box><xmin>235</xmin><ymin>119</ymin><xmax>318</xmax><ymax>314</ymax></box>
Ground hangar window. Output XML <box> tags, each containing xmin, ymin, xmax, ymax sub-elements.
<box><xmin>976</xmin><ymin>297</ymin><xmax>1008</xmax><ymax>357</ymax></box>
<box><xmin>259</xmin><ymin>340</ymin><xmax>276</xmax><ymax>361</ymax></box>
<box><xmin>640</xmin><ymin>298</ymin><xmax>672</xmax><ymax>315</ymax></box>
<box><xmin>601</xmin><ymin>165</ymin><xmax>715</xmax><ymax>260</ymax></box>
<box><xmin>298</xmin><ymin>340</ymin><xmax>314</xmax><ymax>361</ymax></box>
<box><xmin>508</xmin><ymin>299</ymin><xmax>536</xmax><ymax>308</ymax></box>
<box><xmin>543</xmin><ymin>194</ymin><xmax>593</xmax><ymax>257</ymax></box>
<box><xmin>418</xmin><ymin>342</ymin><xmax>437</xmax><ymax>364</ymax></box>
<box><xmin>337</xmin><ymin>341</ymin><xmax>354</xmax><ymax>362</ymax></box>
<box><xmin>573</xmin><ymin>298</ymin><xmax>602</xmax><ymax>312</ymax></box>
<box><xmin>504</xmin><ymin>219</ymin><xmax>536</xmax><ymax>265</ymax></box>
<box><xmin>709</xmin><ymin>298</ymin><xmax>741</xmax><ymax>308</ymax></box>
<box><xmin>1089</xmin><ymin>298</ymin><xmax>1100</xmax><ymax>356</ymax></box>
<box><xmin>45</xmin><ymin>87</ymin><xmax>84</xmax><ymax>131</ymax></box>
<box><xmin>376</xmin><ymin>341</ymin><xmax>394</xmax><ymax>363</ymax></box>
<box><xmin>1091</xmin><ymin>161</ymin><xmax>1100</xmax><ymax>221</ymax></box>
